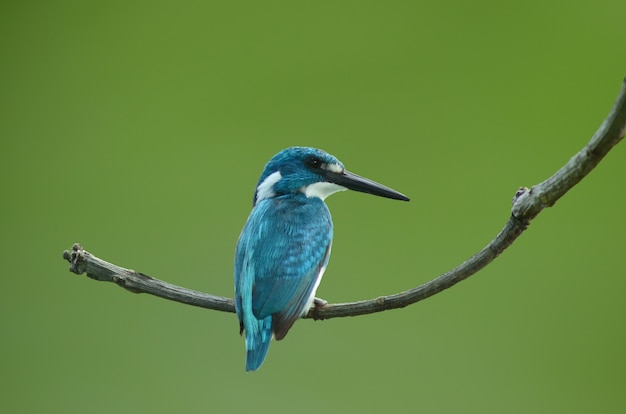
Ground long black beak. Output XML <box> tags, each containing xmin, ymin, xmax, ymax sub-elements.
<box><xmin>324</xmin><ymin>170</ymin><xmax>409</xmax><ymax>201</ymax></box>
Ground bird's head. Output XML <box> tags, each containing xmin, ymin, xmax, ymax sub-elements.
<box><xmin>253</xmin><ymin>147</ymin><xmax>409</xmax><ymax>205</ymax></box>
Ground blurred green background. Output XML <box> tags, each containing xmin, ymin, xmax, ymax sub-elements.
<box><xmin>1</xmin><ymin>1</ymin><xmax>625</xmax><ymax>413</ymax></box>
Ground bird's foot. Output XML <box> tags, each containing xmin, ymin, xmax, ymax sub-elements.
<box><xmin>311</xmin><ymin>297</ymin><xmax>328</xmax><ymax>321</ymax></box>
<box><xmin>313</xmin><ymin>297</ymin><xmax>328</xmax><ymax>308</ymax></box>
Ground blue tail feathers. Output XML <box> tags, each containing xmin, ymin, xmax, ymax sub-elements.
<box><xmin>245</xmin><ymin>315</ymin><xmax>273</xmax><ymax>371</ymax></box>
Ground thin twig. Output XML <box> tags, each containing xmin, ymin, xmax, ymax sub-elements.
<box><xmin>62</xmin><ymin>78</ymin><xmax>626</xmax><ymax>320</ymax></box>
<box><xmin>62</xmin><ymin>246</ymin><xmax>234</xmax><ymax>312</ymax></box>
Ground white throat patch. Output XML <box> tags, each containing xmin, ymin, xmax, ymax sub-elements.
<box><xmin>301</xmin><ymin>182</ymin><xmax>346</xmax><ymax>200</ymax></box>
<box><xmin>255</xmin><ymin>171</ymin><xmax>282</xmax><ymax>205</ymax></box>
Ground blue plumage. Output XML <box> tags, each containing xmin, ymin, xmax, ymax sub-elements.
<box><xmin>234</xmin><ymin>147</ymin><xmax>408</xmax><ymax>371</ymax></box>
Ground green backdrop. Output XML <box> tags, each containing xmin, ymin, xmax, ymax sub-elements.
<box><xmin>2</xmin><ymin>1</ymin><xmax>625</xmax><ymax>413</ymax></box>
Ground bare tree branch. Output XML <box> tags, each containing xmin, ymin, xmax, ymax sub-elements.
<box><xmin>63</xmin><ymin>246</ymin><xmax>234</xmax><ymax>312</ymax></box>
<box><xmin>62</xmin><ymin>78</ymin><xmax>626</xmax><ymax>320</ymax></box>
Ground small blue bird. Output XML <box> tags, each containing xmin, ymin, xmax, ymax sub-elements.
<box><xmin>234</xmin><ymin>147</ymin><xmax>409</xmax><ymax>371</ymax></box>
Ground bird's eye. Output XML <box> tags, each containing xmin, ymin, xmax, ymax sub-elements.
<box><xmin>306</xmin><ymin>156</ymin><xmax>322</xmax><ymax>169</ymax></box>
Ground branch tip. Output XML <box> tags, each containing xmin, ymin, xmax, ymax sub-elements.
<box><xmin>64</xmin><ymin>243</ymin><xmax>87</xmax><ymax>275</ymax></box>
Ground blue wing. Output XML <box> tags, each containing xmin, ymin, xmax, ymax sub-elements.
<box><xmin>235</xmin><ymin>194</ymin><xmax>333</xmax><ymax>342</ymax></box>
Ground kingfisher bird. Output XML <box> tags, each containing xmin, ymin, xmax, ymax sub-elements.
<box><xmin>234</xmin><ymin>146</ymin><xmax>409</xmax><ymax>371</ymax></box>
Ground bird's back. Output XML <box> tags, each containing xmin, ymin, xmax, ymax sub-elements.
<box><xmin>235</xmin><ymin>193</ymin><xmax>333</xmax><ymax>370</ymax></box>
